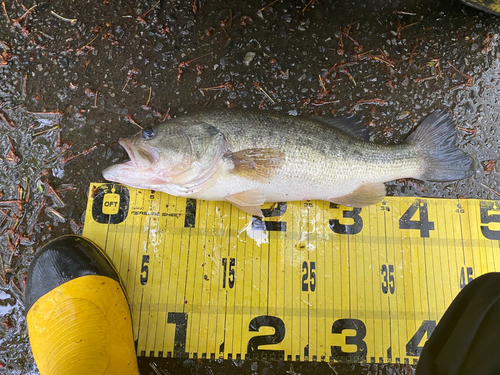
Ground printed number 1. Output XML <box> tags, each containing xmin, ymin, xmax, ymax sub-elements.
<box><xmin>167</xmin><ymin>312</ymin><xmax>188</xmax><ymax>355</ymax></box>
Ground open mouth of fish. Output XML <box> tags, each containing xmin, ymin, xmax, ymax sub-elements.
<box><xmin>118</xmin><ymin>139</ymin><xmax>158</xmax><ymax>169</ymax></box>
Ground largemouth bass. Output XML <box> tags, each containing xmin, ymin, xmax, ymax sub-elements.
<box><xmin>103</xmin><ymin>110</ymin><xmax>474</xmax><ymax>216</ymax></box>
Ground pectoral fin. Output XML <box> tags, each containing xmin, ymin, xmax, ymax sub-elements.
<box><xmin>226</xmin><ymin>189</ymin><xmax>266</xmax><ymax>217</ymax></box>
<box><xmin>330</xmin><ymin>183</ymin><xmax>386</xmax><ymax>207</ymax></box>
<box><xmin>225</xmin><ymin>148</ymin><xmax>285</xmax><ymax>182</ymax></box>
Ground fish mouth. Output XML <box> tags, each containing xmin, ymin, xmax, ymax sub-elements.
<box><xmin>118</xmin><ymin>138</ymin><xmax>158</xmax><ymax>169</ymax></box>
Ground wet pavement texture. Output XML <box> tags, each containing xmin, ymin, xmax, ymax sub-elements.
<box><xmin>0</xmin><ymin>0</ymin><xmax>499</xmax><ymax>373</ymax></box>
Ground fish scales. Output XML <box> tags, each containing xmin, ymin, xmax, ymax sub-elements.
<box><xmin>190</xmin><ymin>111</ymin><xmax>423</xmax><ymax>192</ymax></box>
<box><xmin>103</xmin><ymin>109</ymin><xmax>474</xmax><ymax>216</ymax></box>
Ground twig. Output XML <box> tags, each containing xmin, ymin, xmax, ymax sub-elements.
<box><xmin>349</xmin><ymin>98</ymin><xmax>386</xmax><ymax>113</ymax></box>
<box><xmin>15</xmin><ymin>4</ymin><xmax>37</xmax><ymax>23</ymax></box>
<box><xmin>143</xmin><ymin>87</ymin><xmax>152</xmax><ymax>108</ymax></box>
<box><xmin>323</xmin><ymin>61</ymin><xmax>358</xmax><ymax>79</ymax></box>
<box><xmin>61</xmin><ymin>145</ymin><xmax>98</xmax><ymax>165</ymax></box>
<box><xmin>2</xmin><ymin>2</ymin><xmax>9</xmax><ymax>22</ymax></box>
<box><xmin>409</xmin><ymin>39</ymin><xmax>420</xmax><ymax>65</ymax></box>
<box><xmin>480</xmin><ymin>183</ymin><xmax>500</xmax><ymax>198</ymax></box>
<box><xmin>137</xmin><ymin>1</ymin><xmax>160</xmax><ymax>24</ymax></box>
<box><xmin>198</xmin><ymin>82</ymin><xmax>232</xmax><ymax>91</ymax></box>
<box><xmin>456</xmin><ymin>126</ymin><xmax>477</xmax><ymax>135</ymax></box>
<box><xmin>318</xmin><ymin>75</ymin><xmax>327</xmax><ymax>94</ymax></box>
<box><xmin>261</xmin><ymin>0</ymin><xmax>280</xmax><ymax>11</ymax></box>
<box><xmin>162</xmin><ymin>108</ymin><xmax>171</xmax><ymax>122</ymax></box>
<box><xmin>179</xmin><ymin>52</ymin><xmax>213</xmax><ymax>68</ymax></box>
<box><xmin>33</xmin><ymin>125</ymin><xmax>58</xmax><ymax>137</ymax></box>
<box><xmin>125</xmin><ymin>114</ymin><xmax>143</xmax><ymax>129</ymax></box>
<box><xmin>254</xmin><ymin>82</ymin><xmax>275</xmax><ymax>104</ymax></box>
<box><xmin>300</xmin><ymin>0</ymin><xmax>317</xmax><ymax>14</ymax></box>
<box><xmin>50</xmin><ymin>10</ymin><xmax>76</xmax><ymax>24</ymax></box>
<box><xmin>78</xmin><ymin>33</ymin><xmax>99</xmax><ymax>49</ymax></box>
<box><xmin>393</xmin><ymin>9</ymin><xmax>417</xmax><ymax>15</ymax></box>
<box><xmin>447</xmin><ymin>61</ymin><xmax>473</xmax><ymax>92</ymax></box>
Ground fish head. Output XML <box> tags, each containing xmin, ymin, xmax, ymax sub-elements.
<box><xmin>102</xmin><ymin>125</ymin><xmax>194</xmax><ymax>188</ymax></box>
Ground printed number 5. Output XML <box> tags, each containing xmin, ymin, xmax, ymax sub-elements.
<box><xmin>480</xmin><ymin>201</ymin><xmax>500</xmax><ymax>240</ymax></box>
<box><xmin>140</xmin><ymin>255</ymin><xmax>149</xmax><ymax>285</ymax></box>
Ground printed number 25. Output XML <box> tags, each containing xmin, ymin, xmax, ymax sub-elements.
<box><xmin>302</xmin><ymin>261</ymin><xmax>316</xmax><ymax>292</ymax></box>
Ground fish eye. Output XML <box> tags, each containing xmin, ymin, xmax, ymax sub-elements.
<box><xmin>141</xmin><ymin>127</ymin><xmax>156</xmax><ymax>140</ymax></box>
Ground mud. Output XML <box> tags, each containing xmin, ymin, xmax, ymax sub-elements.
<box><xmin>0</xmin><ymin>0</ymin><xmax>499</xmax><ymax>374</ymax></box>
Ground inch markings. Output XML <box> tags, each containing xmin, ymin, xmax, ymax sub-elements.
<box><xmin>84</xmin><ymin>184</ymin><xmax>500</xmax><ymax>364</ymax></box>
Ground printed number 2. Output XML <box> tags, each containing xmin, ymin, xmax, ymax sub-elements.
<box><xmin>381</xmin><ymin>264</ymin><xmax>395</xmax><ymax>294</ymax></box>
<box><xmin>302</xmin><ymin>261</ymin><xmax>316</xmax><ymax>292</ymax></box>
<box><xmin>140</xmin><ymin>255</ymin><xmax>149</xmax><ymax>285</ymax></box>
<box><xmin>247</xmin><ymin>315</ymin><xmax>285</xmax><ymax>359</ymax></box>
<box><xmin>251</xmin><ymin>202</ymin><xmax>287</xmax><ymax>231</ymax></box>
<box><xmin>399</xmin><ymin>199</ymin><xmax>435</xmax><ymax>238</ymax></box>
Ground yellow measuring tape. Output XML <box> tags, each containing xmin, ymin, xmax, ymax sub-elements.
<box><xmin>82</xmin><ymin>183</ymin><xmax>500</xmax><ymax>365</ymax></box>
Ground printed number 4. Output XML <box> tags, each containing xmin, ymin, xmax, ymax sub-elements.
<box><xmin>399</xmin><ymin>199</ymin><xmax>435</xmax><ymax>238</ymax></box>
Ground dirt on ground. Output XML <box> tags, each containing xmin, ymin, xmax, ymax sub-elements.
<box><xmin>0</xmin><ymin>0</ymin><xmax>499</xmax><ymax>374</ymax></box>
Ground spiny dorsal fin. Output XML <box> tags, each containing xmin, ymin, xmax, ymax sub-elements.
<box><xmin>225</xmin><ymin>148</ymin><xmax>285</xmax><ymax>182</ymax></box>
<box><xmin>313</xmin><ymin>115</ymin><xmax>370</xmax><ymax>141</ymax></box>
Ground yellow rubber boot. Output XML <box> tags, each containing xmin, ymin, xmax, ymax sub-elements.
<box><xmin>25</xmin><ymin>235</ymin><xmax>140</xmax><ymax>375</ymax></box>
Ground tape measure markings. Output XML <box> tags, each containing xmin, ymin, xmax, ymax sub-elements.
<box><xmin>83</xmin><ymin>184</ymin><xmax>500</xmax><ymax>363</ymax></box>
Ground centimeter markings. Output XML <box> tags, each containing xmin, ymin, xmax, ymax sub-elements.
<box><xmin>83</xmin><ymin>183</ymin><xmax>500</xmax><ymax>364</ymax></box>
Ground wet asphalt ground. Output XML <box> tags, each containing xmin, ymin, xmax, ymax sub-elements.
<box><xmin>0</xmin><ymin>0</ymin><xmax>499</xmax><ymax>374</ymax></box>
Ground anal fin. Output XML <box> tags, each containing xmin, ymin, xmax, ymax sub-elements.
<box><xmin>330</xmin><ymin>183</ymin><xmax>386</xmax><ymax>207</ymax></box>
<box><xmin>226</xmin><ymin>189</ymin><xmax>266</xmax><ymax>217</ymax></box>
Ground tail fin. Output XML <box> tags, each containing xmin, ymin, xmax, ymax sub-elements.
<box><xmin>406</xmin><ymin>110</ymin><xmax>474</xmax><ymax>182</ymax></box>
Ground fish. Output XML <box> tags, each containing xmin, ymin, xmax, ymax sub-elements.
<box><xmin>102</xmin><ymin>109</ymin><xmax>474</xmax><ymax>216</ymax></box>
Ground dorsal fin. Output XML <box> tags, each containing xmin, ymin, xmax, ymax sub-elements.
<box><xmin>313</xmin><ymin>115</ymin><xmax>370</xmax><ymax>141</ymax></box>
